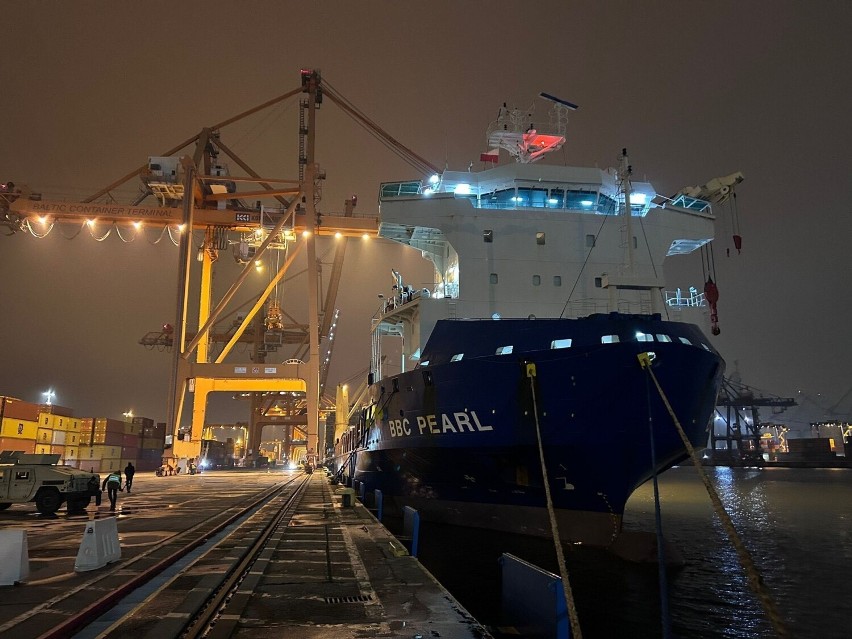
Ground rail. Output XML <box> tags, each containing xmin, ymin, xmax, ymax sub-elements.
<box><xmin>17</xmin><ymin>476</ymin><xmax>305</xmax><ymax>639</ymax></box>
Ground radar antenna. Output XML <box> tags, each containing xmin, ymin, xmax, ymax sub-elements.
<box><xmin>485</xmin><ymin>93</ymin><xmax>578</xmax><ymax>164</ymax></box>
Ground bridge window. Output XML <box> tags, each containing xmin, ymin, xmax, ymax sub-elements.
<box><xmin>483</xmin><ymin>229</ymin><xmax>493</xmax><ymax>243</ymax></box>
<box><xmin>517</xmin><ymin>187</ymin><xmax>548</xmax><ymax>207</ymax></box>
<box><xmin>536</xmin><ymin>232</ymin><xmax>545</xmax><ymax>245</ymax></box>
<box><xmin>450</xmin><ymin>354</ymin><xmax>464</xmax><ymax>362</ymax></box>
<box><xmin>495</xmin><ymin>346</ymin><xmax>514</xmax><ymax>355</ymax></box>
<box><xmin>419</xmin><ymin>360</ymin><xmax>430</xmax><ymax>367</ymax></box>
<box><xmin>586</xmin><ymin>234</ymin><xmax>596</xmax><ymax>247</ymax></box>
<box><xmin>548</xmin><ymin>189</ymin><xmax>564</xmax><ymax>208</ymax></box>
<box><xmin>532</xmin><ymin>275</ymin><xmax>541</xmax><ymax>286</ymax></box>
<box><xmin>551</xmin><ymin>338</ymin><xmax>572</xmax><ymax>349</ymax></box>
<box><xmin>594</xmin><ymin>277</ymin><xmax>602</xmax><ymax>288</ymax></box>
<box><xmin>490</xmin><ymin>273</ymin><xmax>498</xmax><ymax>284</ymax></box>
<box><xmin>656</xmin><ymin>334</ymin><xmax>672</xmax><ymax>342</ymax></box>
<box><xmin>553</xmin><ymin>276</ymin><xmax>562</xmax><ymax>286</ymax></box>
<box><xmin>635</xmin><ymin>332</ymin><xmax>654</xmax><ymax>342</ymax></box>
<box><xmin>565</xmin><ymin>190</ymin><xmax>595</xmax><ymax>210</ymax></box>
<box><xmin>601</xmin><ymin>335</ymin><xmax>620</xmax><ymax>344</ymax></box>
<box><xmin>679</xmin><ymin>337</ymin><xmax>692</xmax><ymax>345</ymax></box>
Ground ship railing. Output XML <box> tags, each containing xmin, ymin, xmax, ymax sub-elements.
<box><xmin>655</xmin><ymin>193</ymin><xmax>713</xmax><ymax>213</ymax></box>
<box><xmin>665</xmin><ymin>289</ymin><xmax>707</xmax><ymax>308</ymax></box>
<box><xmin>380</xmin><ymin>180</ymin><xmax>423</xmax><ymax>198</ymax></box>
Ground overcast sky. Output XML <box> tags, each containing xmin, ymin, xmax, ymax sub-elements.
<box><xmin>2</xmin><ymin>1</ymin><xmax>851</xmax><ymax>433</ymax></box>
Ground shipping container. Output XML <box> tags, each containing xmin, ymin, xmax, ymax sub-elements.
<box><xmin>50</xmin><ymin>444</ymin><xmax>66</xmax><ymax>457</ymax></box>
<box><xmin>143</xmin><ymin>423</ymin><xmax>168</xmax><ymax>439</ymax></box>
<box><xmin>141</xmin><ymin>435</ymin><xmax>166</xmax><ymax>449</ymax></box>
<box><xmin>35</xmin><ymin>443</ymin><xmax>52</xmax><ymax>455</ymax></box>
<box><xmin>77</xmin><ymin>460</ymin><xmax>101</xmax><ymax>473</ymax></box>
<box><xmin>121</xmin><ymin>446</ymin><xmax>139</xmax><ymax>459</ymax></box>
<box><xmin>122</xmin><ymin>433</ymin><xmax>140</xmax><ymax>448</ymax></box>
<box><xmin>92</xmin><ymin>431</ymin><xmax>124</xmax><ymax>447</ymax></box>
<box><xmin>64</xmin><ymin>445</ymin><xmax>78</xmax><ymax>461</ymax></box>
<box><xmin>40</xmin><ymin>404</ymin><xmax>74</xmax><ymax>418</ymax></box>
<box><xmin>0</xmin><ymin>417</ymin><xmax>38</xmax><ymax>440</ymax></box>
<box><xmin>0</xmin><ymin>436</ymin><xmax>36</xmax><ymax>454</ymax></box>
<box><xmin>36</xmin><ymin>427</ymin><xmax>53</xmax><ymax>445</ymax></box>
<box><xmin>100</xmin><ymin>458</ymin><xmax>122</xmax><ymax>473</ymax></box>
<box><xmin>63</xmin><ymin>431</ymin><xmax>84</xmax><ymax>447</ymax></box>
<box><xmin>1</xmin><ymin>398</ymin><xmax>40</xmax><ymax>422</ymax></box>
<box><xmin>90</xmin><ymin>445</ymin><xmax>121</xmax><ymax>460</ymax></box>
<box><xmin>139</xmin><ymin>447</ymin><xmax>165</xmax><ymax>461</ymax></box>
<box><xmin>136</xmin><ymin>460</ymin><xmax>160</xmax><ymax>472</ymax></box>
<box><xmin>95</xmin><ymin>418</ymin><xmax>126</xmax><ymax>433</ymax></box>
<box><xmin>132</xmin><ymin>416</ymin><xmax>155</xmax><ymax>428</ymax></box>
<box><xmin>124</xmin><ymin>422</ymin><xmax>141</xmax><ymax>436</ymax></box>
<box><xmin>51</xmin><ymin>429</ymin><xmax>67</xmax><ymax>445</ymax></box>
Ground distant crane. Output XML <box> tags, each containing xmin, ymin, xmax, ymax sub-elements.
<box><xmin>712</xmin><ymin>377</ymin><xmax>796</xmax><ymax>464</ymax></box>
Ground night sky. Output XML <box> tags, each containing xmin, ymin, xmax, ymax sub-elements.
<box><xmin>2</xmin><ymin>2</ymin><xmax>851</xmax><ymax>434</ymax></box>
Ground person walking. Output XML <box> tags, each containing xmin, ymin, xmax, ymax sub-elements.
<box><xmin>124</xmin><ymin>462</ymin><xmax>136</xmax><ymax>493</ymax></box>
<box><xmin>101</xmin><ymin>470</ymin><xmax>123</xmax><ymax>512</ymax></box>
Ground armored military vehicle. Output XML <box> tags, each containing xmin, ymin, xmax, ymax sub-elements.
<box><xmin>0</xmin><ymin>451</ymin><xmax>101</xmax><ymax>514</ymax></box>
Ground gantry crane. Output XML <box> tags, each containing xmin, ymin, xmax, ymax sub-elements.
<box><xmin>0</xmin><ymin>70</ymin><xmax>386</xmax><ymax>467</ymax></box>
<box><xmin>712</xmin><ymin>377</ymin><xmax>797</xmax><ymax>464</ymax></box>
<box><xmin>2</xmin><ymin>69</ymin><xmax>439</xmax><ymax>467</ymax></box>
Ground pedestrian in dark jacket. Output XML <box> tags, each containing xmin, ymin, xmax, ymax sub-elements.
<box><xmin>102</xmin><ymin>471</ymin><xmax>123</xmax><ymax>511</ymax></box>
<box><xmin>124</xmin><ymin>462</ymin><xmax>135</xmax><ymax>493</ymax></box>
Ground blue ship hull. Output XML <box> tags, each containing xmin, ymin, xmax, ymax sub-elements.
<box><xmin>333</xmin><ymin>314</ymin><xmax>723</xmax><ymax>544</ymax></box>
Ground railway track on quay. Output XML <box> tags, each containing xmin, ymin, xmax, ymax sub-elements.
<box><xmin>0</xmin><ymin>469</ymin><xmax>489</xmax><ymax>639</ymax></box>
<box><xmin>0</xmin><ymin>470</ymin><xmax>305</xmax><ymax>638</ymax></box>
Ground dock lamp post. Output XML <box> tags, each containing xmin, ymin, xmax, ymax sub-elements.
<box><xmin>123</xmin><ymin>410</ymin><xmax>134</xmax><ymax>422</ymax></box>
<box><xmin>42</xmin><ymin>389</ymin><xmax>55</xmax><ymax>406</ymax></box>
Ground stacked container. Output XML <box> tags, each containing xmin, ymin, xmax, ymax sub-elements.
<box><xmin>93</xmin><ymin>418</ymin><xmax>125</xmax><ymax>472</ymax></box>
<box><xmin>137</xmin><ymin>419</ymin><xmax>166</xmax><ymax>471</ymax></box>
<box><xmin>121</xmin><ymin>420</ymin><xmax>142</xmax><ymax>471</ymax></box>
<box><xmin>0</xmin><ymin>397</ymin><xmax>38</xmax><ymax>454</ymax></box>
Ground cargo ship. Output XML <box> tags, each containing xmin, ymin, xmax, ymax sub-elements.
<box><xmin>331</xmin><ymin>96</ymin><xmax>733</xmax><ymax>546</ymax></box>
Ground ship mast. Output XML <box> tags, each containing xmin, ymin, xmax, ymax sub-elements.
<box><xmin>620</xmin><ymin>148</ymin><xmax>636</xmax><ymax>275</ymax></box>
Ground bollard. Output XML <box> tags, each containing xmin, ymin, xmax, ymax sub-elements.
<box><xmin>340</xmin><ymin>488</ymin><xmax>356</xmax><ymax>507</ymax></box>
<box><xmin>402</xmin><ymin>505</ymin><xmax>420</xmax><ymax>557</ymax></box>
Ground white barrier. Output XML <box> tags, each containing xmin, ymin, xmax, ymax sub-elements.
<box><xmin>74</xmin><ymin>517</ymin><xmax>121</xmax><ymax>572</ymax></box>
<box><xmin>0</xmin><ymin>529</ymin><xmax>29</xmax><ymax>585</ymax></box>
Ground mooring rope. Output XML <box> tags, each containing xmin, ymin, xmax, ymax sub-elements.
<box><xmin>638</xmin><ymin>353</ymin><xmax>790</xmax><ymax>638</ymax></box>
<box><xmin>645</xmin><ymin>372</ymin><xmax>673</xmax><ymax>638</ymax></box>
<box><xmin>525</xmin><ymin>361</ymin><xmax>583</xmax><ymax>639</ymax></box>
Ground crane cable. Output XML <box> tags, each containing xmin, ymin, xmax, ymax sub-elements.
<box><xmin>525</xmin><ymin>361</ymin><xmax>583</xmax><ymax>639</ymax></box>
<box><xmin>637</xmin><ymin>353</ymin><xmax>791</xmax><ymax>638</ymax></box>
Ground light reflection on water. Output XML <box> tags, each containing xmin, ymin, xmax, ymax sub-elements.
<box><xmin>417</xmin><ymin>466</ymin><xmax>852</xmax><ymax>639</ymax></box>
<box><xmin>623</xmin><ymin>466</ymin><xmax>852</xmax><ymax>638</ymax></box>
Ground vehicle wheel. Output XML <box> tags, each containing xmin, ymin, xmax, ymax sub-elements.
<box><xmin>35</xmin><ymin>488</ymin><xmax>62</xmax><ymax>515</ymax></box>
<box><xmin>66</xmin><ymin>494</ymin><xmax>91</xmax><ymax>512</ymax></box>
<box><xmin>0</xmin><ymin>503</ymin><xmax>11</xmax><ymax>510</ymax></box>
